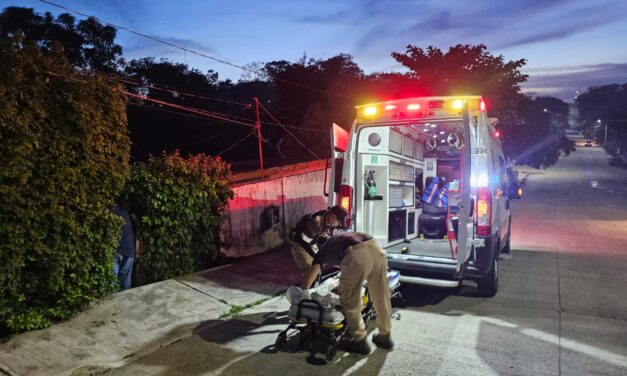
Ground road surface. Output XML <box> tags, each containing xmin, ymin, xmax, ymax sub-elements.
<box><xmin>106</xmin><ymin>144</ymin><xmax>627</xmax><ymax>376</ymax></box>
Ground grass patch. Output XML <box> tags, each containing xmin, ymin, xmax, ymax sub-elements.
<box><xmin>219</xmin><ymin>291</ymin><xmax>286</xmax><ymax>319</ymax></box>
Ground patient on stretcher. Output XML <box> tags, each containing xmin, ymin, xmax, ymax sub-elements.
<box><xmin>285</xmin><ymin>271</ymin><xmax>400</xmax><ymax>325</ymax></box>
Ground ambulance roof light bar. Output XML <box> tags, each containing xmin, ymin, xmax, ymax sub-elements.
<box><xmin>355</xmin><ymin>96</ymin><xmax>484</xmax><ymax>121</ymax></box>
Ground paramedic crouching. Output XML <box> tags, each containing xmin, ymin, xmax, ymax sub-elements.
<box><xmin>289</xmin><ymin>205</ymin><xmax>348</xmax><ymax>276</ymax></box>
<box><xmin>302</xmin><ymin>232</ymin><xmax>394</xmax><ymax>354</ymax></box>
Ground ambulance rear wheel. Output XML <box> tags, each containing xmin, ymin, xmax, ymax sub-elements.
<box><xmin>477</xmin><ymin>258</ymin><xmax>498</xmax><ymax>297</ymax></box>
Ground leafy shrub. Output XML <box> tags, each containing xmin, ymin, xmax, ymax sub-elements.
<box><xmin>121</xmin><ymin>151</ymin><xmax>233</xmax><ymax>285</ymax></box>
<box><xmin>0</xmin><ymin>38</ymin><xmax>130</xmax><ymax>336</ymax></box>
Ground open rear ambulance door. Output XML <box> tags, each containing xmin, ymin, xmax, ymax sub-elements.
<box><xmin>327</xmin><ymin>123</ymin><xmax>349</xmax><ymax>208</ymax></box>
<box><xmin>456</xmin><ymin>104</ymin><xmax>474</xmax><ymax>276</ymax></box>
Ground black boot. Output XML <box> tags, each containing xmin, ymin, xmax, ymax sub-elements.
<box><xmin>372</xmin><ymin>333</ymin><xmax>394</xmax><ymax>349</ymax></box>
<box><xmin>340</xmin><ymin>338</ymin><xmax>372</xmax><ymax>355</ymax></box>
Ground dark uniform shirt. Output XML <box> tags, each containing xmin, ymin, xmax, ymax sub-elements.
<box><xmin>291</xmin><ymin>210</ymin><xmax>330</xmax><ymax>257</ymax></box>
<box><xmin>312</xmin><ymin>232</ymin><xmax>373</xmax><ymax>266</ymax></box>
<box><xmin>111</xmin><ymin>205</ymin><xmax>135</xmax><ymax>258</ymax></box>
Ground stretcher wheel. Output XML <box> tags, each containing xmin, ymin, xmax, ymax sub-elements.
<box><xmin>326</xmin><ymin>344</ymin><xmax>337</xmax><ymax>361</ymax></box>
<box><xmin>299</xmin><ymin>332</ymin><xmax>308</xmax><ymax>348</ymax></box>
<box><xmin>275</xmin><ymin>332</ymin><xmax>287</xmax><ymax>350</ymax></box>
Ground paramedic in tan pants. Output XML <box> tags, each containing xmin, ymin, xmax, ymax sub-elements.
<box><xmin>302</xmin><ymin>232</ymin><xmax>393</xmax><ymax>354</ymax></box>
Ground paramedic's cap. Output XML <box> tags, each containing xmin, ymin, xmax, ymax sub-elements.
<box><xmin>329</xmin><ymin>205</ymin><xmax>349</xmax><ymax>228</ymax></box>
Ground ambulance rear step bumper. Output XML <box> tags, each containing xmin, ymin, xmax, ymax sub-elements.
<box><xmin>398</xmin><ymin>275</ymin><xmax>460</xmax><ymax>288</ymax></box>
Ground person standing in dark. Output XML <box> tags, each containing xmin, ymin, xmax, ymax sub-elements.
<box><xmin>110</xmin><ymin>204</ymin><xmax>135</xmax><ymax>291</ymax></box>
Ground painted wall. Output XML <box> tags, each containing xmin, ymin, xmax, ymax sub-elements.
<box><xmin>221</xmin><ymin>167</ymin><xmax>329</xmax><ymax>257</ymax></box>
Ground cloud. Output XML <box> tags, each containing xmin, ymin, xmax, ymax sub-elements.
<box><xmin>523</xmin><ymin>62</ymin><xmax>627</xmax><ymax>99</ymax></box>
<box><xmin>124</xmin><ymin>35</ymin><xmax>215</xmax><ymax>59</ymax></box>
<box><xmin>494</xmin><ymin>3</ymin><xmax>626</xmax><ymax>49</ymax></box>
<box><xmin>299</xmin><ymin>9</ymin><xmax>351</xmax><ymax>24</ymax></box>
<box><xmin>347</xmin><ymin>0</ymin><xmax>627</xmax><ymax>58</ymax></box>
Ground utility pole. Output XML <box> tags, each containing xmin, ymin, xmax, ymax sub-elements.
<box><xmin>604</xmin><ymin>123</ymin><xmax>608</xmax><ymax>145</ymax></box>
<box><xmin>253</xmin><ymin>97</ymin><xmax>264</xmax><ymax>179</ymax></box>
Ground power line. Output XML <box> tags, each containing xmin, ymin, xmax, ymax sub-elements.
<box><xmin>123</xmin><ymin>91</ymin><xmax>256</xmax><ymax>128</ymax></box>
<box><xmin>258</xmin><ymin>102</ymin><xmax>322</xmax><ymax>160</ymax></box>
<box><xmin>127</xmin><ymin>102</ymin><xmax>253</xmax><ymax>136</ymax></box>
<box><xmin>39</xmin><ymin>0</ymin><xmax>355</xmax><ymax>101</ymax></box>
<box><xmin>216</xmin><ymin>130</ymin><xmax>256</xmax><ymax>157</ymax></box>
<box><xmin>109</xmin><ymin>75</ymin><xmax>250</xmax><ymax>107</ymax></box>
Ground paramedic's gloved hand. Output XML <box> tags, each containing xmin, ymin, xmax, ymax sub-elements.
<box><xmin>302</xmin><ymin>264</ymin><xmax>321</xmax><ymax>289</ymax></box>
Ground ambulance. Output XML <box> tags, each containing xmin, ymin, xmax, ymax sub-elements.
<box><xmin>327</xmin><ymin>96</ymin><xmax>519</xmax><ymax>297</ymax></box>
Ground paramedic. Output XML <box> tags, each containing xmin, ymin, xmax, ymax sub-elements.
<box><xmin>289</xmin><ymin>205</ymin><xmax>348</xmax><ymax>275</ymax></box>
<box><xmin>302</xmin><ymin>232</ymin><xmax>394</xmax><ymax>354</ymax></box>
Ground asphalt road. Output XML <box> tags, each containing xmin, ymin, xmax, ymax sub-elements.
<box><xmin>107</xmin><ymin>144</ymin><xmax>627</xmax><ymax>376</ymax></box>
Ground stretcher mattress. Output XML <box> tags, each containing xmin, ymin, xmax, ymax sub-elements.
<box><xmin>286</xmin><ymin>270</ymin><xmax>400</xmax><ymax>324</ymax></box>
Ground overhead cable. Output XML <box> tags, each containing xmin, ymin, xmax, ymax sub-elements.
<box><xmin>39</xmin><ymin>0</ymin><xmax>354</xmax><ymax>101</ymax></box>
<box><xmin>124</xmin><ymin>91</ymin><xmax>255</xmax><ymax>128</ymax></box>
<box><xmin>258</xmin><ymin>102</ymin><xmax>322</xmax><ymax>160</ymax></box>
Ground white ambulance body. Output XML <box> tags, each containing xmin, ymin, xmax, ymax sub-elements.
<box><xmin>328</xmin><ymin>96</ymin><xmax>515</xmax><ymax>297</ymax></box>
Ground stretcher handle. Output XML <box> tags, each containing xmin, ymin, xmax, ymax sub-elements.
<box><xmin>297</xmin><ymin>299</ymin><xmax>325</xmax><ymax>324</ymax></box>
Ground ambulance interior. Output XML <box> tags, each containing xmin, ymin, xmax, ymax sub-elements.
<box><xmin>358</xmin><ymin>119</ymin><xmax>466</xmax><ymax>260</ymax></box>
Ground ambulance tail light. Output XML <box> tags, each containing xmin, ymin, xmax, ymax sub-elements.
<box><xmin>476</xmin><ymin>187</ymin><xmax>492</xmax><ymax>236</ymax></box>
<box><xmin>339</xmin><ymin>184</ymin><xmax>353</xmax><ymax>227</ymax></box>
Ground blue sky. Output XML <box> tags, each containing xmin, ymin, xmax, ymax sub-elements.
<box><xmin>5</xmin><ymin>0</ymin><xmax>627</xmax><ymax>100</ymax></box>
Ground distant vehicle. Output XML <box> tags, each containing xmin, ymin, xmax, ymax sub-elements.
<box><xmin>327</xmin><ymin>96</ymin><xmax>521</xmax><ymax>297</ymax></box>
<box><xmin>584</xmin><ymin>141</ymin><xmax>593</xmax><ymax>147</ymax></box>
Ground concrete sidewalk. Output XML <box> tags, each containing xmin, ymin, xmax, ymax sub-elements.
<box><xmin>0</xmin><ymin>247</ymin><xmax>301</xmax><ymax>376</ymax></box>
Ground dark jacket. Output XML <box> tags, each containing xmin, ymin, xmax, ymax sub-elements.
<box><xmin>111</xmin><ymin>205</ymin><xmax>135</xmax><ymax>258</ymax></box>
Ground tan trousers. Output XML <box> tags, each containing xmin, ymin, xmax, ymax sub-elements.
<box><xmin>289</xmin><ymin>240</ymin><xmax>314</xmax><ymax>276</ymax></box>
<box><xmin>339</xmin><ymin>239</ymin><xmax>392</xmax><ymax>341</ymax></box>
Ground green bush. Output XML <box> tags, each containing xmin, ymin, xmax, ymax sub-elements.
<box><xmin>121</xmin><ymin>151</ymin><xmax>233</xmax><ymax>286</ymax></box>
<box><xmin>0</xmin><ymin>38</ymin><xmax>130</xmax><ymax>336</ymax></box>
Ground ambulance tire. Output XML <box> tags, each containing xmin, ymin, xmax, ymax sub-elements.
<box><xmin>501</xmin><ymin>217</ymin><xmax>512</xmax><ymax>254</ymax></box>
<box><xmin>501</xmin><ymin>235</ymin><xmax>511</xmax><ymax>254</ymax></box>
<box><xmin>477</xmin><ymin>257</ymin><xmax>498</xmax><ymax>297</ymax></box>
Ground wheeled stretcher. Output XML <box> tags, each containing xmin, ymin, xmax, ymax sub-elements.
<box><xmin>275</xmin><ymin>270</ymin><xmax>402</xmax><ymax>361</ymax></box>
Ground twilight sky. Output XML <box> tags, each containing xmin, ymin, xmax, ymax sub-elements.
<box><xmin>6</xmin><ymin>0</ymin><xmax>627</xmax><ymax>101</ymax></box>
